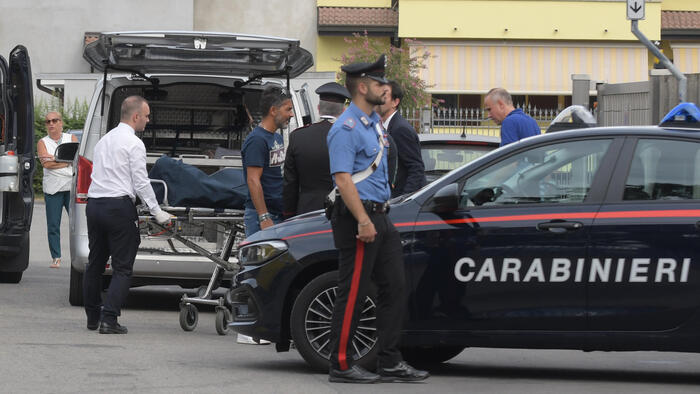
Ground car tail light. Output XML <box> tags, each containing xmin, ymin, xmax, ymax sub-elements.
<box><xmin>76</xmin><ymin>155</ymin><xmax>92</xmax><ymax>204</ymax></box>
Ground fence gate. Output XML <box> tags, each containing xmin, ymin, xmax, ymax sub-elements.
<box><xmin>596</xmin><ymin>72</ymin><xmax>700</xmax><ymax>126</ymax></box>
<box><xmin>596</xmin><ymin>81</ymin><xmax>651</xmax><ymax>127</ymax></box>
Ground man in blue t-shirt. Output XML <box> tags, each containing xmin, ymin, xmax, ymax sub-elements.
<box><xmin>484</xmin><ymin>88</ymin><xmax>541</xmax><ymax>147</ymax></box>
<box><xmin>241</xmin><ymin>85</ymin><xmax>293</xmax><ymax>237</ymax></box>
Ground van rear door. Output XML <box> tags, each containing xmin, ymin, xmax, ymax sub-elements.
<box><xmin>0</xmin><ymin>45</ymin><xmax>35</xmax><ymax>231</ymax></box>
<box><xmin>83</xmin><ymin>31</ymin><xmax>314</xmax><ymax>78</ymax></box>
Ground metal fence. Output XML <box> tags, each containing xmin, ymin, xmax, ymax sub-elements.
<box><xmin>400</xmin><ymin>105</ymin><xmax>562</xmax><ymax>137</ymax></box>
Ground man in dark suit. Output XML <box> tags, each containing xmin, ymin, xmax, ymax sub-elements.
<box><xmin>376</xmin><ymin>80</ymin><xmax>427</xmax><ymax>197</ymax></box>
<box><xmin>282</xmin><ymin>82</ymin><xmax>350</xmax><ymax>218</ymax></box>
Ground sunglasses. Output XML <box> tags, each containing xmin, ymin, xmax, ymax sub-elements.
<box><xmin>45</xmin><ymin>118</ymin><xmax>61</xmax><ymax>124</ymax></box>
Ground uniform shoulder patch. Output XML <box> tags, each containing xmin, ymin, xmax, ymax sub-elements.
<box><xmin>342</xmin><ymin>118</ymin><xmax>355</xmax><ymax>130</ymax></box>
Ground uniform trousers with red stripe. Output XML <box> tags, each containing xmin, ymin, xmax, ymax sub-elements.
<box><xmin>328</xmin><ymin>208</ymin><xmax>405</xmax><ymax>371</ymax></box>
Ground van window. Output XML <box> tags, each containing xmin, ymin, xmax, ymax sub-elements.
<box><xmin>107</xmin><ymin>83</ymin><xmax>276</xmax><ymax>159</ymax></box>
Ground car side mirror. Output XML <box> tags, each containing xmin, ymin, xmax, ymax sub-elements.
<box><xmin>54</xmin><ymin>142</ymin><xmax>79</xmax><ymax>163</ymax></box>
<box><xmin>471</xmin><ymin>187</ymin><xmax>495</xmax><ymax>206</ymax></box>
<box><xmin>425</xmin><ymin>183</ymin><xmax>460</xmax><ymax>213</ymax></box>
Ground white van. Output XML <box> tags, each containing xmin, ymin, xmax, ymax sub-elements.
<box><xmin>61</xmin><ymin>32</ymin><xmax>317</xmax><ymax>305</ymax></box>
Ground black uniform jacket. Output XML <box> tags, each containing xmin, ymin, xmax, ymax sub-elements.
<box><xmin>387</xmin><ymin>112</ymin><xmax>427</xmax><ymax>197</ymax></box>
<box><xmin>283</xmin><ymin>120</ymin><xmax>334</xmax><ymax>217</ymax></box>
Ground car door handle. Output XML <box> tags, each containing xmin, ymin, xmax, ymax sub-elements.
<box><xmin>536</xmin><ymin>220</ymin><xmax>584</xmax><ymax>233</ymax></box>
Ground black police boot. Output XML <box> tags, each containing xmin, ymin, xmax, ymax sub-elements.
<box><xmin>86</xmin><ymin>317</ymin><xmax>100</xmax><ymax>331</ymax></box>
<box><xmin>329</xmin><ymin>365</ymin><xmax>380</xmax><ymax>383</ymax></box>
<box><xmin>98</xmin><ymin>321</ymin><xmax>128</xmax><ymax>334</ymax></box>
<box><xmin>378</xmin><ymin>361</ymin><xmax>430</xmax><ymax>382</ymax></box>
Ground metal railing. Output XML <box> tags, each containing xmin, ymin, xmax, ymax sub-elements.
<box><xmin>400</xmin><ymin>105</ymin><xmax>564</xmax><ymax>137</ymax></box>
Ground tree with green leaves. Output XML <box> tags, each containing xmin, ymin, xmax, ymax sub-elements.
<box><xmin>336</xmin><ymin>32</ymin><xmax>432</xmax><ymax>108</ymax></box>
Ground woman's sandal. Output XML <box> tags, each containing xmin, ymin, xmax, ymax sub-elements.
<box><xmin>50</xmin><ymin>258</ymin><xmax>61</xmax><ymax>268</ymax></box>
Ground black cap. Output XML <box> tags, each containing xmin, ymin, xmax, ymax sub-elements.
<box><xmin>340</xmin><ymin>54</ymin><xmax>388</xmax><ymax>84</ymax></box>
<box><xmin>315</xmin><ymin>82</ymin><xmax>351</xmax><ymax>103</ymax></box>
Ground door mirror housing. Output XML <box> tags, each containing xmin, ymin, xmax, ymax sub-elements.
<box><xmin>424</xmin><ymin>183</ymin><xmax>460</xmax><ymax>213</ymax></box>
<box><xmin>54</xmin><ymin>142</ymin><xmax>79</xmax><ymax>163</ymax></box>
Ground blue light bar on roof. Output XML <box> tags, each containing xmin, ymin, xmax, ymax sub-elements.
<box><xmin>660</xmin><ymin>102</ymin><xmax>700</xmax><ymax>125</ymax></box>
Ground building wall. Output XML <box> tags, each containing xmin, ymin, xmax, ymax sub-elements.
<box><xmin>193</xmin><ymin>0</ymin><xmax>317</xmax><ymax>66</ymax></box>
<box><xmin>399</xmin><ymin>0</ymin><xmax>661</xmax><ymax>41</ymax></box>
<box><xmin>316</xmin><ymin>36</ymin><xmax>391</xmax><ymax>73</ymax></box>
<box><xmin>0</xmin><ymin>0</ymin><xmax>193</xmax><ymax>78</ymax></box>
<box><xmin>318</xmin><ymin>0</ymin><xmax>391</xmax><ymax>7</ymax></box>
<box><xmin>662</xmin><ymin>0</ymin><xmax>700</xmax><ymax>11</ymax></box>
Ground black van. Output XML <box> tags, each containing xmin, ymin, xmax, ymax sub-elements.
<box><xmin>0</xmin><ymin>46</ymin><xmax>35</xmax><ymax>283</ymax></box>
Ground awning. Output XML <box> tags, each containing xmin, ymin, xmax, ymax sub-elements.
<box><xmin>671</xmin><ymin>45</ymin><xmax>700</xmax><ymax>74</ymax></box>
<box><xmin>411</xmin><ymin>41</ymin><xmax>650</xmax><ymax>95</ymax></box>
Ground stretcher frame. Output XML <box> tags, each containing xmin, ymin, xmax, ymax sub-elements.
<box><xmin>139</xmin><ymin>179</ymin><xmax>244</xmax><ymax>335</ymax></box>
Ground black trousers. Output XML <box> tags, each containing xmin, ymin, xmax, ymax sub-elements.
<box><xmin>328</xmin><ymin>207</ymin><xmax>405</xmax><ymax>371</ymax></box>
<box><xmin>83</xmin><ymin>197</ymin><xmax>140</xmax><ymax>325</ymax></box>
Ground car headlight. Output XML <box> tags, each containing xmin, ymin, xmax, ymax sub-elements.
<box><xmin>238</xmin><ymin>240</ymin><xmax>288</xmax><ymax>266</ymax></box>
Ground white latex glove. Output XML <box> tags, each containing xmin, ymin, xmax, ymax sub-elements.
<box><xmin>154</xmin><ymin>210</ymin><xmax>171</xmax><ymax>225</ymax></box>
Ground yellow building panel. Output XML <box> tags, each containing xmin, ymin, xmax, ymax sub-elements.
<box><xmin>671</xmin><ymin>45</ymin><xmax>700</xmax><ymax>73</ymax></box>
<box><xmin>412</xmin><ymin>41</ymin><xmax>649</xmax><ymax>94</ymax></box>
<box><xmin>316</xmin><ymin>36</ymin><xmax>350</xmax><ymax>73</ymax></box>
<box><xmin>318</xmin><ymin>0</ymin><xmax>391</xmax><ymax>7</ymax></box>
<box><xmin>399</xmin><ymin>0</ymin><xmax>661</xmax><ymax>41</ymax></box>
<box><xmin>316</xmin><ymin>36</ymin><xmax>392</xmax><ymax>73</ymax></box>
<box><xmin>662</xmin><ymin>0</ymin><xmax>700</xmax><ymax>12</ymax></box>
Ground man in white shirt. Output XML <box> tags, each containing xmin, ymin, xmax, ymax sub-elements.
<box><xmin>84</xmin><ymin>95</ymin><xmax>170</xmax><ymax>334</ymax></box>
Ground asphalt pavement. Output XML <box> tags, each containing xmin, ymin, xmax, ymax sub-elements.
<box><xmin>0</xmin><ymin>202</ymin><xmax>698</xmax><ymax>393</ymax></box>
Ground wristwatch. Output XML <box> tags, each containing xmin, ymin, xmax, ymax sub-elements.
<box><xmin>258</xmin><ymin>212</ymin><xmax>272</xmax><ymax>222</ymax></box>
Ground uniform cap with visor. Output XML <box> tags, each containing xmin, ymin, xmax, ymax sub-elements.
<box><xmin>341</xmin><ymin>54</ymin><xmax>388</xmax><ymax>84</ymax></box>
<box><xmin>315</xmin><ymin>82</ymin><xmax>351</xmax><ymax>103</ymax></box>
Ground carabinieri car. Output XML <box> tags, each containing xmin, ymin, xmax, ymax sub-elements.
<box><xmin>228</xmin><ymin>103</ymin><xmax>700</xmax><ymax>371</ymax></box>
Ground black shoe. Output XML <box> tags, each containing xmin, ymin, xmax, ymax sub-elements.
<box><xmin>378</xmin><ymin>361</ymin><xmax>430</xmax><ymax>382</ymax></box>
<box><xmin>99</xmin><ymin>321</ymin><xmax>128</xmax><ymax>334</ymax></box>
<box><xmin>87</xmin><ymin>319</ymin><xmax>100</xmax><ymax>331</ymax></box>
<box><xmin>329</xmin><ymin>365</ymin><xmax>380</xmax><ymax>384</ymax></box>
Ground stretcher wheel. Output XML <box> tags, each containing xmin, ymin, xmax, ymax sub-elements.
<box><xmin>179</xmin><ymin>303</ymin><xmax>199</xmax><ymax>331</ymax></box>
<box><xmin>215</xmin><ymin>307</ymin><xmax>232</xmax><ymax>336</ymax></box>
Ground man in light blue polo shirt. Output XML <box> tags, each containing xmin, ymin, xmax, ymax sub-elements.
<box><xmin>484</xmin><ymin>87</ymin><xmax>541</xmax><ymax>147</ymax></box>
<box><xmin>325</xmin><ymin>55</ymin><xmax>429</xmax><ymax>384</ymax></box>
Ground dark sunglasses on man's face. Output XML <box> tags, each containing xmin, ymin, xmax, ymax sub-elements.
<box><xmin>45</xmin><ymin>118</ymin><xmax>61</xmax><ymax>124</ymax></box>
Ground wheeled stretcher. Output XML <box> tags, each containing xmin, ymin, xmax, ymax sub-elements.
<box><xmin>138</xmin><ymin>179</ymin><xmax>245</xmax><ymax>335</ymax></box>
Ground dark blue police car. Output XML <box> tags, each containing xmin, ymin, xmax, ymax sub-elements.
<box><xmin>228</xmin><ymin>103</ymin><xmax>700</xmax><ymax>371</ymax></box>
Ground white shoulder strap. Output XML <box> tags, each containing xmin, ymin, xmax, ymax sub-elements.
<box><xmin>327</xmin><ymin>124</ymin><xmax>385</xmax><ymax>203</ymax></box>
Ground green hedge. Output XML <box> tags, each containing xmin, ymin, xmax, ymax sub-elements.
<box><xmin>33</xmin><ymin>98</ymin><xmax>89</xmax><ymax>196</ymax></box>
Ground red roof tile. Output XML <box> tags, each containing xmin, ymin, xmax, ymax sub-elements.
<box><xmin>318</xmin><ymin>7</ymin><xmax>398</xmax><ymax>27</ymax></box>
<box><xmin>662</xmin><ymin>11</ymin><xmax>700</xmax><ymax>30</ymax></box>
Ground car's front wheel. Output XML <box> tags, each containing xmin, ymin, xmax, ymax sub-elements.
<box><xmin>290</xmin><ymin>271</ymin><xmax>378</xmax><ymax>372</ymax></box>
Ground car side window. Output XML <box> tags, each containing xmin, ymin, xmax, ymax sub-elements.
<box><xmin>460</xmin><ymin>139</ymin><xmax>612</xmax><ymax>207</ymax></box>
<box><xmin>623</xmin><ymin>139</ymin><xmax>700</xmax><ymax>201</ymax></box>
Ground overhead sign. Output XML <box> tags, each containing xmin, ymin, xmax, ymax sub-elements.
<box><xmin>627</xmin><ymin>0</ymin><xmax>645</xmax><ymax>21</ymax></box>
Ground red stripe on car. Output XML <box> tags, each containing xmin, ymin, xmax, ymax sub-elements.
<box><xmin>283</xmin><ymin>210</ymin><xmax>700</xmax><ymax>239</ymax></box>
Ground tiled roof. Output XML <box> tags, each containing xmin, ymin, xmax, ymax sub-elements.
<box><xmin>662</xmin><ymin>11</ymin><xmax>700</xmax><ymax>30</ymax></box>
<box><xmin>318</xmin><ymin>6</ymin><xmax>398</xmax><ymax>27</ymax></box>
